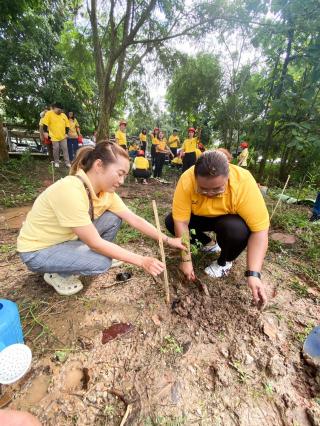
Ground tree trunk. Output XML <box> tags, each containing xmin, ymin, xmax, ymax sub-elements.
<box><xmin>0</xmin><ymin>119</ymin><xmax>9</xmax><ymax>162</ymax></box>
<box><xmin>259</xmin><ymin>27</ymin><xmax>294</xmax><ymax>180</ymax></box>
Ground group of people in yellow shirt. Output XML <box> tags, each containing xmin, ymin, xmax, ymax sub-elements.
<box><xmin>39</xmin><ymin>103</ymin><xmax>82</xmax><ymax>168</ymax></box>
<box><xmin>17</xmin><ymin>142</ymin><xmax>269</xmax><ymax>310</ymax></box>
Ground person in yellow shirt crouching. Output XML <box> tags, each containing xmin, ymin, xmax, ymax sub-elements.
<box><xmin>42</xmin><ymin>102</ymin><xmax>70</xmax><ymax>168</ymax></box>
<box><xmin>17</xmin><ymin>141</ymin><xmax>186</xmax><ymax>296</ymax></box>
<box><xmin>165</xmin><ymin>150</ymin><xmax>270</xmax><ymax>309</ymax></box>
<box><xmin>132</xmin><ymin>150</ymin><xmax>151</xmax><ymax>185</ymax></box>
<box><xmin>168</xmin><ymin>129</ymin><xmax>180</xmax><ymax>158</ymax></box>
<box><xmin>115</xmin><ymin>120</ymin><xmax>127</xmax><ymax>149</ymax></box>
<box><xmin>181</xmin><ymin>127</ymin><xmax>198</xmax><ymax>172</ymax></box>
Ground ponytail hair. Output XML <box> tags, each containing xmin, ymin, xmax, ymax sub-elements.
<box><xmin>194</xmin><ymin>150</ymin><xmax>229</xmax><ymax>178</ymax></box>
<box><xmin>70</xmin><ymin>140</ymin><xmax>129</xmax><ymax>175</ymax></box>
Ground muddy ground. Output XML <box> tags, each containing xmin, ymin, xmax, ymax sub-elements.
<box><xmin>0</xmin><ymin>164</ymin><xmax>320</xmax><ymax>426</ymax></box>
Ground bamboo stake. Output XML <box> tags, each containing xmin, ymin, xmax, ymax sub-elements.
<box><xmin>152</xmin><ymin>200</ymin><xmax>170</xmax><ymax>304</ymax></box>
<box><xmin>51</xmin><ymin>162</ymin><xmax>55</xmax><ymax>183</ymax></box>
<box><xmin>270</xmin><ymin>174</ymin><xmax>291</xmax><ymax>221</ymax></box>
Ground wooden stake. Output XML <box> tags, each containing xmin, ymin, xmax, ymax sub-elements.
<box><xmin>152</xmin><ymin>200</ymin><xmax>170</xmax><ymax>305</ymax></box>
<box><xmin>270</xmin><ymin>175</ymin><xmax>291</xmax><ymax>221</ymax></box>
<box><xmin>51</xmin><ymin>162</ymin><xmax>55</xmax><ymax>183</ymax></box>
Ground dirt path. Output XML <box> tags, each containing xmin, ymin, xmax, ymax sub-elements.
<box><xmin>0</xmin><ymin>177</ymin><xmax>319</xmax><ymax>425</ymax></box>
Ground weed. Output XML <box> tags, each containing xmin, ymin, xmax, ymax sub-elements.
<box><xmin>160</xmin><ymin>335</ymin><xmax>183</xmax><ymax>355</ymax></box>
<box><xmin>264</xmin><ymin>382</ymin><xmax>274</xmax><ymax>396</ymax></box>
<box><xmin>290</xmin><ymin>279</ymin><xmax>309</xmax><ymax>297</ymax></box>
<box><xmin>230</xmin><ymin>361</ymin><xmax>251</xmax><ymax>383</ymax></box>
<box><xmin>144</xmin><ymin>415</ymin><xmax>186</xmax><ymax>426</ymax></box>
<box><xmin>116</xmin><ymin>223</ymin><xmax>140</xmax><ymax>244</ymax></box>
<box><xmin>0</xmin><ymin>243</ymin><xmax>16</xmax><ymax>254</ymax></box>
<box><xmin>104</xmin><ymin>404</ymin><xmax>115</xmax><ymax>417</ymax></box>
<box><xmin>295</xmin><ymin>321</ymin><xmax>315</xmax><ymax>343</ymax></box>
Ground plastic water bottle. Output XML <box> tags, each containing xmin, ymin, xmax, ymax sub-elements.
<box><xmin>0</xmin><ymin>299</ymin><xmax>24</xmax><ymax>351</ymax></box>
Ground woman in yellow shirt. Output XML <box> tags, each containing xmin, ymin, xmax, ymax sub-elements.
<box><xmin>154</xmin><ymin>131</ymin><xmax>170</xmax><ymax>179</ymax></box>
<box><xmin>181</xmin><ymin>127</ymin><xmax>198</xmax><ymax>172</ymax></box>
<box><xmin>132</xmin><ymin>150</ymin><xmax>151</xmax><ymax>184</ymax></box>
<box><xmin>17</xmin><ymin>141</ymin><xmax>185</xmax><ymax>296</ymax></box>
<box><xmin>150</xmin><ymin>127</ymin><xmax>160</xmax><ymax>167</ymax></box>
<box><xmin>168</xmin><ymin>129</ymin><xmax>180</xmax><ymax>158</ymax></box>
<box><xmin>165</xmin><ymin>150</ymin><xmax>270</xmax><ymax>308</ymax></box>
<box><xmin>139</xmin><ymin>128</ymin><xmax>148</xmax><ymax>155</ymax></box>
<box><xmin>67</xmin><ymin>111</ymin><xmax>81</xmax><ymax>161</ymax></box>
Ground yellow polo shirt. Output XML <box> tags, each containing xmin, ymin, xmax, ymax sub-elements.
<box><xmin>42</xmin><ymin>110</ymin><xmax>69</xmax><ymax>142</ymax></box>
<box><xmin>17</xmin><ymin>169</ymin><xmax>128</xmax><ymax>252</ymax></box>
<box><xmin>182</xmin><ymin>137</ymin><xmax>197</xmax><ymax>153</ymax></box>
<box><xmin>172</xmin><ymin>164</ymin><xmax>269</xmax><ymax>232</ymax></box>
<box><xmin>115</xmin><ymin>130</ymin><xmax>127</xmax><ymax>147</ymax></box>
<box><xmin>168</xmin><ymin>135</ymin><xmax>180</xmax><ymax>148</ymax></box>
<box><xmin>68</xmin><ymin>118</ymin><xmax>79</xmax><ymax>138</ymax></box>
<box><xmin>238</xmin><ymin>148</ymin><xmax>249</xmax><ymax>167</ymax></box>
<box><xmin>134</xmin><ymin>157</ymin><xmax>149</xmax><ymax>170</ymax></box>
<box><xmin>156</xmin><ymin>139</ymin><xmax>167</xmax><ymax>152</ymax></box>
<box><xmin>151</xmin><ymin>135</ymin><xmax>159</xmax><ymax>145</ymax></box>
<box><xmin>139</xmin><ymin>133</ymin><xmax>147</xmax><ymax>142</ymax></box>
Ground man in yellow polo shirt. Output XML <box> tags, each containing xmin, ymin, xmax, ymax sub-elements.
<box><xmin>42</xmin><ymin>102</ymin><xmax>70</xmax><ymax>168</ymax></box>
<box><xmin>168</xmin><ymin>129</ymin><xmax>180</xmax><ymax>157</ymax></box>
<box><xmin>115</xmin><ymin>120</ymin><xmax>127</xmax><ymax>149</ymax></box>
<box><xmin>165</xmin><ymin>150</ymin><xmax>270</xmax><ymax>308</ymax></box>
<box><xmin>181</xmin><ymin>127</ymin><xmax>198</xmax><ymax>172</ymax></box>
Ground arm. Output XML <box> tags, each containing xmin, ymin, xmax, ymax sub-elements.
<box><xmin>173</xmin><ymin>219</ymin><xmax>195</xmax><ymax>281</ymax></box>
<box><xmin>246</xmin><ymin>228</ymin><xmax>269</xmax><ymax>308</ymax></box>
<box><xmin>117</xmin><ymin>209</ymin><xmax>186</xmax><ymax>251</ymax></box>
<box><xmin>72</xmin><ymin>223</ymin><xmax>164</xmax><ymax>276</ymax></box>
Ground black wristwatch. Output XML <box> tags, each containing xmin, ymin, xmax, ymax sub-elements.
<box><xmin>245</xmin><ymin>270</ymin><xmax>261</xmax><ymax>279</ymax></box>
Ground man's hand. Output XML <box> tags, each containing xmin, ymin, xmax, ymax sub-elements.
<box><xmin>247</xmin><ymin>276</ymin><xmax>267</xmax><ymax>310</ymax></box>
<box><xmin>166</xmin><ymin>237</ymin><xmax>186</xmax><ymax>251</ymax></box>
<box><xmin>141</xmin><ymin>256</ymin><xmax>165</xmax><ymax>277</ymax></box>
<box><xmin>179</xmin><ymin>260</ymin><xmax>195</xmax><ymax>281</ymax></box>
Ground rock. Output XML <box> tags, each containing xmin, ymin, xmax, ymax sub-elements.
<box><xmin>306</xmin><ymin>406</ymin><xmax>320</xmax><ymax>426</ymax></box>
<box><xmin>86</xmin><ymin>394</ymin><xmax>97</xmax><ymax>404</ymax></box>
<box><xmin>267</xmin><ymin>355</ymin><xmax>286</xmax><ymax>377</ymax></box>
<box><xmin>261</xmin><ymin>315</ymin><xmax>279</xmax><ymax>340</ymax></box>
<box><xmin>244</xmin><ymin>353</ymin><xmax>254</xmax><ymax>366</ymax></box>
<box><xmin>271</xmin><ymin>233</ymin><xmax>296</xmax><ymax>245</ymax></box>
<box><xmin>151</xmin><ymin>314</ymin><xmax>162</xmax><ymax>326</ymax></box>
<box><xmin>211</xmin><ymin>364</ymin><xmax>233</xmax><ymax>388</ymax></box>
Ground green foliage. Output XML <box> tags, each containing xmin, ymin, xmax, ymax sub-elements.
<box><xmin>160</xmin><ymin>335</ymin><xmax>183</xmax><ymax>355</ymax></box>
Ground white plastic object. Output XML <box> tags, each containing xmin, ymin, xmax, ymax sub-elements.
<box><xmin>0</xmin><ymin>343</ymin><xmax>32</xmax><ymax>384</ymax></box>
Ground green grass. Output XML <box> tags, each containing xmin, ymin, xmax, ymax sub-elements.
<box><xmin>144</xmin><ymin>416</ymin><xmax>186</xmax><ymax>426</ymax></box>
<box><xmin>290</xmin><ymin>279</ymin><xmax>309</xmax><ymax>297</ymax></box>
<box><xmin>295</xmin><ymin>321</ymin><xmax>315</xmax><ymax>343</ymax></box>
<box><xmin>160</xmin><ymin>335</ymin><xmax>183</xmax><ymax>355</ymax></box>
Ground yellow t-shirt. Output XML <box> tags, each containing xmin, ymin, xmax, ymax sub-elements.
<box><xmin>168</xmin><ymin>135</ymin><xmax>180</xmax><ymax>148</ymax></box>
<box><xmin>156</xmin><ymin>139</ymin><xmax>167</xmax><ymax>152</ymax></box>
<box><xmin>39</xmin><ymin>117</ymin><xmax>44</xmax><ymax>126</ymax></box>
<box><xmin>68</xmin><ymin>118</ymin><xmax>79</xmax><ymax>138</ymax></box>
<box><xmin>172</xmin><ymin>164</ymin><xmax>269</xmax><ymax>232</ymax></box>
<box><xmin>115</xmin><ymin>130</ymin><xmax>127</xmax><ymax>146</ymax></box>
<box><xmin>17</xmin><ymin>169</ymin><xmax>128</xmax><ymax>252</ymax></box>
<box><xmin>182</xmin><ymin>137</ymin><xmax>197</xmax><ymax>153</ymax></box>
<box><xmin>139</xmin><ymin>133</ymin><xmax>147</xmax><ymax>142</ymax></box>
<box><xmin>129</xmin><ymin>144</ymin><xmax>139</xmax><ymax>152</ymax></box>
<box><xmin>42</xmin><ymin>110</ymin><xmax>69</xmax><ymax>142</ymax></box>
<box><xmin>151</xmin><ymin>135</ymin><xmax>159</xmax><ymax>145</ymax></box>
<box><xmin>134</xmin><ymin>157</ymin><xmax>149</xmax><ymax>170</ymax></box>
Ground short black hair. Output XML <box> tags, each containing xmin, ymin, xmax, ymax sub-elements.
<box><xmin>52</xmin><ymin>102</ymin><xmax>63</xmax><ymax>109</ymax></box>
<box><xmin>194</xmin><ymin>150</ymin><xmax>229</xmax><ymax>177</ymax></box>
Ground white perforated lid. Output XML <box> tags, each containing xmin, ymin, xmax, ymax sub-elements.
<box><xmin>0</xmin><ymin>344</ymin><xmax>32</xmax><ymax>384</ymax></box>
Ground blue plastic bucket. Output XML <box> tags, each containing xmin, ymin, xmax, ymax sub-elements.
<box><xmin>0</xmin><ymin>299</ymin><xmax>24</xmax><ymax>351</ymax></box>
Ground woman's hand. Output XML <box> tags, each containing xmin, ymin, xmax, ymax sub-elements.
<box><xmin>247</xmin><ymin>276</ymin><xmax>267</xmax><ymax>310</ymax></box>
<box><xmin>166</xmin><ymin>237</ymin><xmax>187</xmax><ymax>251</ymax></box>
<box><xmin>179</xmin><ymin>260</ymin><xmax>195</xmax><ymax>281</ymax></box>
<box><xmin>141</xmin><ymin>257</ymin><xmax>165</xmax><ymax>276</ymax></box>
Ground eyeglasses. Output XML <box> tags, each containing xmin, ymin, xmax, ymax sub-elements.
<box><xmin>196</xmin><ymin>185</ymin><xmax>225</xmax><ymax>196</ymax></box>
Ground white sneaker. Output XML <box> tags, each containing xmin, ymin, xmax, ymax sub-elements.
<box><xmin>54</xmin><ymin>162</ymin><xmax>60</xmax><ymax>168</ymax></box>
<box><xmin>44</xmin><ymin>273</ymin><xmax>83</xmax><ymax>296</ymax></box>
<box><xmin>201</xmin><ymin>242</ymin><xmax>221</xmax><ymax>254</ymax></box>
<box><xmin>204</xmin><ymin>260</ymin><xmax>233</xmax><ymax>278</ymax></box>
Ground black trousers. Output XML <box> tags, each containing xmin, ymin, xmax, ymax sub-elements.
<box><xmin>170</xmin><ymin>147</ymin><xmax>178</xmax><ymax>157</ymax></box>
<box><xmin>151</xmin><ymin>144</ymin><xmax>157</xmax><ymax>166</ymax></box>
<box><xmin>133</xmin><ymin>169</ymin><xmax>151</xmax><ymax>179</ymax></box>
<box><xmin>154</xmin><ymin>153</ymin><xmax>166</xmax><ymax>177</ymax></box>
<box><xmin>165</xmin><ymin>213</ymin><xmax>251</xmax><ymax>266</ymax></box>
<box><xmin>182</xmin><ymin>151</ymin><xmax>196</xmax><ymax>172</ymax></box>
<box><xmin>140</xmin><ymin>141</ymin><xmax>147</xmax><ymax>155</ymax></box>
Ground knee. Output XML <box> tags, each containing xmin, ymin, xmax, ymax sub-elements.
<box><xmin>218</xmin><ymin>216</ymin><xmax>250</xmax><ymax>242</ymax></box>
<box><xmin>0</xmin><ymin>410</ymin><xmax>42</xmax><ymax>426</ymax></box>
<box><xmin>165</xmin><ymin>213</ymin><xmax>175</xmax><ymax>235</ymax></box>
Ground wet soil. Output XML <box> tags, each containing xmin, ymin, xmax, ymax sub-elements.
<box><xmin>0</xmin><ymin>171</ymin><xmax>320</xmax><ymax>425</ymax></box>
